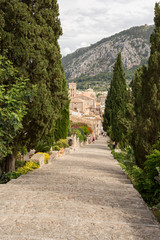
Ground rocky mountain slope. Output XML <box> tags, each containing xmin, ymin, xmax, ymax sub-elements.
<box><xmin>62</xmin><ymin>25</ymin><xmax>154</xmax><ymax>90</ymax></box>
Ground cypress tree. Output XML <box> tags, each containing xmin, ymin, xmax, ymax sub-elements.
<box><xmin>131</xmin><ymin>66</ymin><xmax>149</xmax><ymax>166</ymax></box>
<box><xmin>131</xmin><ymin>3</ymin><xmax>160</xmax><ymax>167</ymax></box>
<box><xmin>103</xmin><ymin>53</ymin><xmax>128</xmax><ymax>147</ymax></box>
<box><xmin>103</xmin><ymin>88</ymin><xmax>111</xmax><ymax>133</ymax></box>
<box><xmin>0</xmin><ymin>0</ymin><xmax>69</xmax><ymax>149</ymax></box>
<box><xmin>53</xmin><ymin>70</ymin><xmax>70</xmax><ymax>142</ymax></box>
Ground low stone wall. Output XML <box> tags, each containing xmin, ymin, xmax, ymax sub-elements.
<box><xmin>70</xmin><ymin>134</ymin><xmax>89</xmax><ymax>149</ymax></box>
<box><xmin>26</xmin><ymin>136</ymin><xmax>89</xmax><ymax>167</ymax></box>
<box><xmin>30</xmin><ymin>154</ymin><xmax>45</xmax><ymax>166</ymax></box>
<box><xmin>49</xmin><ymin>151</ymin><xmax>59</xmax><ymax>162</ymax></box>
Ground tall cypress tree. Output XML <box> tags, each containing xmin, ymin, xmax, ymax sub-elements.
<box><xmin>103</xmin><ymin>88</ymin><xmax>111</xmax><ymax>133</ymax></box>
<box><xmin>103</xmin><ymin>53</ymin><xmax>127</xmax><ymax>147</ymax></box>
<box><xmin>131</xmin><ymin>3</ymin><xmax>160</xmax><ymax>167</ymax></box>
<box><xmin>0</xmin><ymin>0</ymin><xmax>69</xmax><ymax>149</ymax></box>
<box><xmin>131</xmin><ymin>66</ymin><xmax>149</xmax><ymax>166</ymax></box>
<box><xmin>54</xmin><ymin>68</ymin><xmax>70</xmax><ymax>141</ymax></box>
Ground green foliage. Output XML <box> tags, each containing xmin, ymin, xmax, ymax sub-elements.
<box><xmin>145</xmin><ymin>150</ymin><xmax>160</xmax><ymax>179</ymax></box>
<box><xmin>112</xmin><ymin>146</ymin><xmax>136</xmax><ymax>176</ymax></box>
<box><xmin>15</xmin><ymin>160</ymin><xmax>26</xmax><ymax>169</ymax></box>
<box><xmin>52</xmin><ymin>139</ymin><xmax>69</xmax><ymax>150</ymax></box>
<box><xmin>19</xmin><ymin>146</ymin><xmax>28</xmax><ymax>156</ymax></box>
<box><xmin>0</xmin><ymin>162</ymin><xmax>39</xmax><ymax>183</ymax></box>
<box><xmin>76</xmin><ymin>129</ymin><xmax>84</xmax><ymax>142</ymax></box>
<box><xmin>68</xmin><ymin>127</ymin><xmax>74</xmax><ymax>137</ymax></box>
<box><xmin>103</xmin><ymin>53</ymin><xmax>128</xmax><ymax>148</ymax></box>
<box><xmin>67</xmin><ymin>72</ymin><xmax>112</xmax><ymax>91</ymax></box>
<box><xmin>67</xmin><ymin>66</ymin><xmax>147</xmax><ymax>91</ymax></box>
<box><xmin>71</xmin><ymin>123</ymin><xmax>92</xmax><ymax>135</ymax></box>
<box><xmin>130</xmin><ymin>3</ymin><xmax>160</xmax><ymax>167</ymax></box>
<box><xmin>22</xmin><ymin>83</ymin><xmax>57</xmax><ymax>149</ymax></box>
<box><xmin>130</xmin><ymin>66</ymin><xmax>151</xmax><ymax>166</ymax></box>
<box><xmin>52</xmin><ymin>145</ymin><xmax>60</xmax><ymax>151</ymax></box>
<box><xmin>112</xmin><ymin>145</ymin><xmax>160</xmax><ymax>207</ymax></box>
<box><xmin>56</xmin><ymin>139</ymin><xmax>69</xmax><ymax>148</ymax></box>
<box><xmin>54</xmin><ymin>99</ymin><xmax>70</xmax><ymax>142</ymax></box>
<box><xmin>35</xmin><ymin>140</ymin><xmax>51</xmax><ymax>153</ymax></box>
<box><xmin>132</xmin><ymin>150</ymin><xmax>160</xmax><ymax>206</ymax></box>
<box><xmin>0</xmin><ymin>56</ymin><xmax>28</xmax><ymax>158</ymax></box>
<box><xmin>81</xmin><ymin>125</ymin><xmax>90</xmax><ymax>135</ymax></box>
<box><xmin>0</xmin><ymin>0</ymin><xmax>69</xmax><ymax>152</ymax></box>
<box><xmin>71</xmin><ymin>123</ymin><xmax>91</xmax><ymax>142</ymax></box>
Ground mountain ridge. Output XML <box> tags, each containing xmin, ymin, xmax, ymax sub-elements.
<box><xmin>62</xmin><ymin>25</ymin><xmax>154</xmax><ymax>90</ymax></box>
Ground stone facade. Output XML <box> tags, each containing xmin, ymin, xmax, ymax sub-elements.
<box><xmin>75</xmin><ymin>95</ymin><xmax>96</xmax><ymax>108</ymax></box>
<box><xmin>98</xmin><ymin>94</ymin><xmax>106</xmax><ymax>105</ymax></box>
<box><xmin>70</xmin><ymin>98</ymin><xmax>86</xmax><ymax>112</ymax></box>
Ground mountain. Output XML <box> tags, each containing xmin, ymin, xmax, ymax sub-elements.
<box><xmin>62</xmin><ymin>25</ymin><xmax>154</xmax><ymax>91</ymax></box>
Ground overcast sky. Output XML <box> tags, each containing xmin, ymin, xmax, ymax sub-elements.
<box><xmin>58</xmin><ymin>0</ymin><xmax>157</xmax><ymax>56</ymax></box>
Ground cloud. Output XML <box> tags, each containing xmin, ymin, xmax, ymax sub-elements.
<box><xmin>58</xmin><ymin>0</ymin><xmax>156</xmax><ymax>56</ymax></box>
<box><xmin>62</xmin><ymin>47</ymin><xmax>72</xmax><ymax>56</ymax></box>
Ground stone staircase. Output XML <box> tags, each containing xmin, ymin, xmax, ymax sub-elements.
<box><xmin>0</xmin><ymin>137</ymin><xmax>160</xmax><ymax>240</ymax></box>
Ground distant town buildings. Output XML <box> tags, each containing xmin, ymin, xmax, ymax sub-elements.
<box><xmin>69</xmin><ymin>82</ymin><xmax>107</xmax><ymax>137</ymax></box>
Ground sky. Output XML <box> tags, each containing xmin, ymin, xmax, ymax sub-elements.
<box><xmin>58</xmin><ymin>0</ymin><xmax>157</xmax><ymax>56</ymax></box>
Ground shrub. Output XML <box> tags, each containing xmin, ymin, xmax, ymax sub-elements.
<box><xmin>19</xmin><ymin>146</ymin><xmax>28</xmax><ymax>155</ymax></box>
<box><xmin>52</xmin><ymin>139</ymin><xmax>69</xmax><ymax>150</ymax></box>
<box><xmin>35</xmin><ymin>141</ymin><xmax>51</xmax><ymax>153</ymax></box>
<box><xmin>145</xmin><ymin>150</ymin><xmax>160</xmax><ymax>179</ymax></box>
<box><xmin>52</xmin><ymin>145</ymin><xmax>60</xmax><ymax>151</ymax></box>
<box><xmin>16</xmin><ymin>162</ymin><xmax>39</xmax><ymax>174</ymax></box>
<box><xmin>76</xmin><ymin>129</ymin><xmax>84</xmax><ymax>142</ymax></box>
<box><xmin>87</xmin><ymin>126</ymin><xmax>93</xmax><ymax>134</ymax></box>
<box><xmin>68</xmin><ymin>127</ymin><xmax>74</xmax><ymax>137</ymax></box>
<box><xmin>0</xmin><ymin>162</ymin><xmax>39</xmax><ymax>183</ymax></box>
<box><xmin>15</xmin><ymin>160</ymin><xmax>26</xmax><ymax>169</ymax></box>
<box><xmin>112</xmin><ymin>147</ymin><xmax>160</xmax><ymax>207</ymax></box>
<box><xmin>71</xmin><ymin>123</ymin><xmax>92</xmax><ymax>142</ymax></box>
<box><xmin>56</xmin><ymin>139</ymin><xmax>69</xmax><ymax>148</ymax></box>
<box><xmin>81</xmin><ymin>125</ymin><xmax>90</xmax><ymax>135</ymax></box>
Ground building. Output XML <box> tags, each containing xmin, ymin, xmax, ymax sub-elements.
<box><xmin>97</xmin><ymin>94</ymin><xmax>106</xmax><ymax>105</ymax></box>
<box><xmin>75</xmin><ymin>94</ymin><xmax>96</xmax><ymax>108</ymax></box>
<box><xmin>70</xmin><ymin>98</ymin><xmax>86</xmax><ymax>112</ymax></box>
<box><xmin>69</xmin><ymin>82</ymin><xmax>76</xmax><ymax>98</ymax></box>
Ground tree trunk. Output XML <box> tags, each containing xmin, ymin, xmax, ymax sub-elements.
<box><xmin>2</xmin><ymin>154</ymin><xmax>15</xmax><ymax>173</ymax></box>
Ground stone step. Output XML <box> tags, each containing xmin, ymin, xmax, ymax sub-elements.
<box><xmin>0</xmin><ymin>188</ymin><xmax>150</xmax><ymax>211</ymax></box>
<box><xmin>0</xmin><ymin>216</ymin><xmax>160</xmax><ymax>240</ymax></box>
<box><xmin>0</xmin><ymin>199</ymin><xmax>157</xmax><ymax>226</ymax></box>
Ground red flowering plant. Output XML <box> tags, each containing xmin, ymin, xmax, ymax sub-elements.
<box><xmin>71</xmin><ymin>122</ymin><xmax>93</xmax><ymax>136</ymax></box>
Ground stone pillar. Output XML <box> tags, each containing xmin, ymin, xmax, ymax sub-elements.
<box><xmin>72</xmin><ymin>133</ymin><xmax>77</xmax><ymax>148</ymax></box>
<box><xmin>76</xmin><ymin>137</ymin><xmax>80</xmax><ymax>148</ymax></box>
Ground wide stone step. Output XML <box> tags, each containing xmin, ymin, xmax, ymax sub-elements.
<box><xmin>0</xmin><ymin>187</ymin><xmax>151</xmax><ymax>211</ymax></box>
<box><xmin>0</xmin><ymin>198</ymin><xmax>157</xmax><ymax>226</ymax></box>
<box><xmin>0</xmin><ymin>216</ymin><xmax>160</xmax><ymax>240</ymax></box>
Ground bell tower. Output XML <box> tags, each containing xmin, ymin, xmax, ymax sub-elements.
<box><xmin>69</xmin><ymin>82</ymin><xmax>76</xmax><ymax>98</ymax></box>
